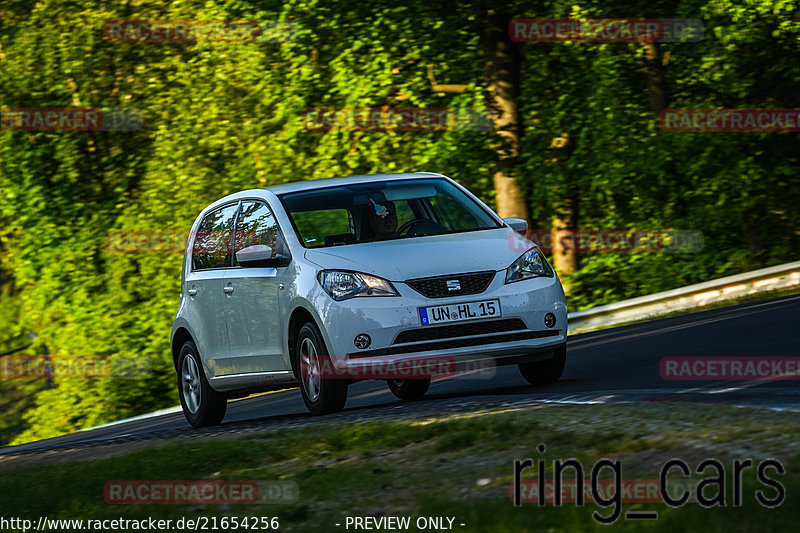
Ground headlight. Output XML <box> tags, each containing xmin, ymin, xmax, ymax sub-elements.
<box><xmin>318</xmin><ymin>270</ymin><xmax>399</xmax><ymax>301</ymax></box>
<box><xmin>505</xmin><ymin>248</ymin><xmax>554</xmax><ymax>284</ymax></box>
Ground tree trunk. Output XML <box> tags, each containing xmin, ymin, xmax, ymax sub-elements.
<box><xmin>483</xmin><ymin>8</ymin><xmax>529</xmax><ymax>223</ymax></box>
<box><xmin>641</xmin><ymin>42</ymin><xmax>669</xmax><ymax>116</ymax></box>
<box><xmin>547</xmin><ymin>133</ymin><xmax>578</xmax><ymax>275</ymax></box>
<box><xmin>640</xmin><ymin>42</ymin><xmax>688</xmax><ymax>218</ymax></box>
<box><xmin>552</xmin><ymin>196</ymin><xmax>578</xmax><ymax>275</ymax></box>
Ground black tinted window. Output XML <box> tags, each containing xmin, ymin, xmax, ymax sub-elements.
<box><xmin>192</xmin><ymin>203</ymin><xmax>239</xmax><ymax>270</ymax></box>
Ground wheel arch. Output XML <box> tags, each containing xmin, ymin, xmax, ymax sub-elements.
<box><xmin>287</xmin><ymin>306</ymin><xmax>320</xmax><ymax>379</ymax></box>
<box><xmin>171</xmin><ymin>327</ymin><xmax>195</xmax><ymax>371</ymax></box>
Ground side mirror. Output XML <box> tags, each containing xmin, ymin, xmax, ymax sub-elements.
<box><xmin>503</xmin><ymin>218</ymin><xmax>528</xmax><ymax>232</ymax></box>
<box><xmin>236</xmin><ymin>244</ymin><xmax>290</xmax><ymax>268</ymax></box>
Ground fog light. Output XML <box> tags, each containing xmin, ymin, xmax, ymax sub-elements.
<box><xmin>354</xmin><ymin>334</ymin><xmax>371</xmax><ymax>349</ymax></box>
<box><xmin>544</xmin><ymin>313</ymin><xmax>556</xmax><ymax>328</ymax></box>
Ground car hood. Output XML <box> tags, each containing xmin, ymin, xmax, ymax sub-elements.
<box><xmin>303</xmin><ymin>228</ymin><xmax>535</xmax><ymax>281</ymax></box>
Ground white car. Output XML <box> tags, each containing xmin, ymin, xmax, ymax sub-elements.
<box><xmin>171</xmin><ymin>172</ymin><xmax>568</xmax><ymax>427</ymax></box>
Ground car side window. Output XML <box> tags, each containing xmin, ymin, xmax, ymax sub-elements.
<box><xmin>192</xmin><ymin>203</ymin><xmax>239</xmax><ymax>270</ymax></box>
<box><xmin>233</xmin><ymin>201</ymin><xmax>285</xmax><ymax>265</ymax></box>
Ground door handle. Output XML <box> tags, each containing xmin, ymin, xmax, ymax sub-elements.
<box><xmin>223</xmin><ymin>285</ymin><xmax>234</xmax><ymax>295</ymax></box>
<box><xmin>187</xmin><ymin>288</ymin><xmax>198</xmax><ymax>297</ymax></box>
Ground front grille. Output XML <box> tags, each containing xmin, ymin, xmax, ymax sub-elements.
<box><xmin>405</xmin><ymin>271</ymin><xmax>496</xmax><ymax>299</ymax></box>
<box><xmin>394</xmin><ymin>318</ymin><xmax>527</xmax><ymax>345</ymax></box>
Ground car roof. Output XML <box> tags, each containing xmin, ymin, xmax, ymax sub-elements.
<box><xmin>264</xmin><ymin>172</ymin><xmax>447</xmax><ymax>195</ymax></box>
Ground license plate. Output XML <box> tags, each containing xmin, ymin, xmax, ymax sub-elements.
<box><xmin>418</xmin><ymin>299</ymin><xmax>501</xmax><ymax>326</ymax></box>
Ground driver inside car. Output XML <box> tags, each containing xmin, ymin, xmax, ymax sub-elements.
<box><xmin>365</xmin><ymin>200</ymin><xmax>399</xmax><ymax>240</ymax></box>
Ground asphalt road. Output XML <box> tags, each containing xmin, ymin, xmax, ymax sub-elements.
<box><xmin>3</xmin><ymin>294</ymin><xmax>799</xmax><ymax>456</ymax></box>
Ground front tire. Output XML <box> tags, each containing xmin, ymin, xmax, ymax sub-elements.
<box><xmin>387</xmin><ymin>378</ymin><xmax>431</xmax><ymax>401</ymax></box>
<box><xmin>296</xmin><ymin>322</ymin><xmax>348</xmax><ymax>415</ymax></box>
<box><xmin>518</xmin><ymin>344</ymin><xmax>567</xmax><ymax>385</ymax></box>
<box><xmin>177</xmin><ymin>341</ymin><xmax>227</xmax><ymax>428</ymax></box>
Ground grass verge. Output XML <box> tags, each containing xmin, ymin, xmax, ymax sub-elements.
<box><xmin>2</xmin><ymin>401</ymin><xmax>799</xmax><ymax>531</ymax></box>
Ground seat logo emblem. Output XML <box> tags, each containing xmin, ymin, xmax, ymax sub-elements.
<box><xmin>446</xmin><ymin>280</ymin><xmax>461</xmax><ymax>291</ymax></box>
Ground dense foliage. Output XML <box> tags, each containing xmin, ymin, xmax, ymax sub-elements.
<box><xmin>1</xmin><ymin>0</ymin><xmax>798</xmax><ymax>443</ymax></box>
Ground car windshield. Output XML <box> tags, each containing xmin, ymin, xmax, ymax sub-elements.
<box><xmin>279</xmin><ymin>178</ymin><xmax>502</xmax><ymax>247</ymax></box>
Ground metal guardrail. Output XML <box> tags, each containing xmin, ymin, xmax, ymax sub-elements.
<box><xmin>568</xmin><ymin>260</ymin><xmax>800</xmax><ymax>333</ymax></box>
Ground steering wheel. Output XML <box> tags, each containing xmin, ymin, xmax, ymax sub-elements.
<box><xmin>394</xmin><ymin>218</ymin><xmax>431</xmax><ymax>237</ymax></box>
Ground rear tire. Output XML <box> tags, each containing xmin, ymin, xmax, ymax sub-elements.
<box><xmin>387</xmin><ymin>378</ymin><xmax>431</xmax><ymax>401</ymax></box>
<box><xmin>296</xmin><ymin>322</ymin><xmax>348</xmax><ymax>415</ymax></box>
<box><xmin>518</xmin><ymin>344</ymin><xmax>567</xmax><ymax>385</ymax></box>
<box><xmin>177</xmin><ymin>341</ymin><xmax>227</xmax><ymax>428</ymax></box>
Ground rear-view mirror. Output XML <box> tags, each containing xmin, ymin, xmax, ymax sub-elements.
<box><xmin>503</xmin><ymin>217</ymin><xmax>528</xmax><ymax>232</ymax></box>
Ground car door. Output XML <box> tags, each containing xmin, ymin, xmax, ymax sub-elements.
<box><xmin>224</xmin><ymin>200</ymin><xmax>291</xmax><ymax>373</ymax></box>
<box><xmin>184</xmin><ymin>202</ymin><xmax>239</xmax><ymax>377</ymax></box>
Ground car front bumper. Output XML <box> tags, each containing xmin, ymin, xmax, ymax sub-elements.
<box><xmin>312</xmin><ymin>271</ymin><xmax>567</xmax><ymax>378</ymax></box>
